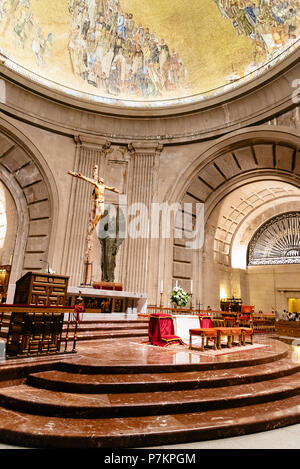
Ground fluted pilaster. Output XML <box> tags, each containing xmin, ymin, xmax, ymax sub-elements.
<box><xmin>61</xmin><ymin>136</ymin><xmax>111</xmax><ymax>286</ymax></box>
<box><xmin>122</xmin><ymin>142</ymin><xmax>162</xmax><ymax>293</ymax></box>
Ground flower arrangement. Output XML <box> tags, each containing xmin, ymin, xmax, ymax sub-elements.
<box><xmin>170</xmin><ymin>286</ymin><xmax>190</xmax><ymax>307</ymax></box>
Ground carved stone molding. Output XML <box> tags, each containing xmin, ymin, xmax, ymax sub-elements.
<box><xmin>74</xmin><ymin>135</ymin><xmax>112</xmax><ymax>151</ymax></box>
<box><xmin>0</xmin><ymin>49</ymin><xmax>298</xmax><ymax>144</ymax></box>
<box><xmin>128</xmin><ymin>142</ymin><xmax>164</xmax><ymax>155</ymax></box>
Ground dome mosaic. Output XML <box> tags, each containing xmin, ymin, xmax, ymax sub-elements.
<box><xmin>0</xmin><ymin>0</ymin><xmax>299</xmax><ymax>107</ymax></box>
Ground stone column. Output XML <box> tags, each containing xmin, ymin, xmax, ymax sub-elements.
<box><xmin>121</xmin><ymin>142</ymin><xmax>163</xmax><ymax>294</ymax></box>
<box><xmin>61</xmin><ymin>135</ymin><xmax>111</xmax><ymax>286</ymax></box>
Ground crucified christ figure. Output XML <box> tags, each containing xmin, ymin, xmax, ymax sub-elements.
<box><xmin>67</xmin><ymin>170</ymin><xmax>120</xmax><ymax>233</ymax></box>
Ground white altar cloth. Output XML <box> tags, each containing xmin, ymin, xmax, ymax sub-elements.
<box><xmin>173</xmin><ymin>315</ymin><xmax>200</xmax><ymax>341</ymax></box>
<box><xmin>67</xmin><ymin>286</ymin><xmax>147</xmax><ymax>315</ymax></box>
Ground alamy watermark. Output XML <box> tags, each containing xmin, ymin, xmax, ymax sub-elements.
<box><xmin>97</xmin><ymin>195</ymin><xmax>204</xmax><ymax>250</ymax></box>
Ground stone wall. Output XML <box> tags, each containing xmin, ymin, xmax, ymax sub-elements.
<box><xmin>0</xmin><ymin>51</ymin><xmax>298</xmax><ymax>306</ymax></box>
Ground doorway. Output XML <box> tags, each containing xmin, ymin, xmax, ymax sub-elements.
<box><xmin>288</xmin><ymin>298</ymin><xmax>300</xmax><ymax>313</ymax></box>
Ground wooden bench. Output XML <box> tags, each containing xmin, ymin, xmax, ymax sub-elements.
<box><xmin>189</xmin><ymin>328</ymin><xmax>218</xmax><ymax>351</ymax></box>
<box><xmin>230</xmin><ymin>327</ymin><xmax>243</xmax><ymax>346</ymax></box>
<box><xmin>189</xmin><ymin>327</ymin><xmax>252</xmax><ymax>351</ymax></box>
<box><xmin>241</xmin><ymin>327</ymin><xmax>253</xmax><ymax>345</ymax></box>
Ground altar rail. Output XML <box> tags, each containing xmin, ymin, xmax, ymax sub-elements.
<box><xmin>0</xmin><ymin>304</ymin><xmax>79</xmax><ymax>357</ymax></box>
<box><xmin>145</xmin><ymin>307</ymin><xmax>276</xmax><ymax>331</ymax></box>
<box><xmin>275</xmin><ymin>320</ymin><xmax>300</xmax><ymax>338</ymax></box>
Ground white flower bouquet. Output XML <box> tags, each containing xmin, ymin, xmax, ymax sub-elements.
<box><xmin>170</xmin><ymin>286</ymin><xmax>190</xmax><ymax>307</ymax></box>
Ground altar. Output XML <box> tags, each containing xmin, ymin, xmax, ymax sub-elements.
<box><xmin>173</xmin><ymin>315</ymin><xmax>201</xmax><ymax>341</ymax></box>
<box><xmin>67</xmin><ymin>286</ymin><xmax>147</xmax><ymax>318</ymax></box>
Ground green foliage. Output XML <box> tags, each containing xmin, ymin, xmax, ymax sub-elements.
<box><xmin>170</xmin><ymin>286</ymin><xmax>190</xmax><ymax>307</ymax></box>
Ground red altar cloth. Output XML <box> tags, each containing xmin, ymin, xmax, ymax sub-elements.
<box><xmin>148</xmin><ymin>313</ymin><xmax>185</xmax><ymax>346</ymax></box>
<box><xmin>199</xmin><ymin>316</ymin><xmax>214</xmax><ymax>328</ymax></box>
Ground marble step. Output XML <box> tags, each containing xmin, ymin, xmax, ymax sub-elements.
<box><xmin>78</xmin><ymin>319</ymin><xmax>149</xmax><ymax>324</ymax></box>
<box><xmin>72</xmin><ymin>329</ymin><xmax>148</xmax><ymax>341</ymax></box>
<box><xmin>55</xmin><ymin>347</ymin><xmax>288</xmax><ymax>374</ymax></box>
<box><xmin>71</xmin><ymin>323</ymin><xmax>148</xmax><ymax>330</ymax></box>
<box><xmin>0</xmin><ymin>326</ymin><xmax>148</xmax><ymax>341</ymax></box>
<box><xmin>26</xmin><ymin>357</ymin><xmax>300</xmax><ymax>393</ymax></box>
<box><xmin>70</xmin><ymin>327</ymin><xmax>149</xmax><ymax>335</ymax></box>
<box><xmin>0</xmin><ymin>394</ymin><xmax>300</xmax><ymax>448</ymax></box>
<box><xmin>1</xmin><ymin>370</ymin><xmax>300</xmax><ymax>418</ymax></box>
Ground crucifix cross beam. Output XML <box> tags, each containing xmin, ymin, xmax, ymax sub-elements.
<box><xmin>67</xmin><ymin>165</ymin><xmax>120</xmax><ymax>285</ymax></box>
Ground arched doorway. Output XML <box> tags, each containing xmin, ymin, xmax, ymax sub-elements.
<box><xmin>169</xmin><ymin>129</ymin><xmax>300</xmax><ymax>312</ymax></box>
<box><xmin>0</xmin><ymin>122</ymin><xmax>59</xmax><ymax>302</ymax></box>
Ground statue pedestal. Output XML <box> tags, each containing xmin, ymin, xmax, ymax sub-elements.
<box><xmin>67</xmin><ymin>286</ymin><xmax>147</xmax><ymax>315</ymax></box>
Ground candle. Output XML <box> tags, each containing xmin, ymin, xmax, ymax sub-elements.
<box><xmin>176</xmin><ymin>280</ymin><xmax>178</xmax><ymax>288</ymax></box>
<box><xmin>190</xmin><ymin>280</ymin><xmax>193</xmax><ymax>293</ymax></box>
<box><xmin>161</xmin><ymin>280</ymin><xmax>163</xmax><ymax>293</ymax></box>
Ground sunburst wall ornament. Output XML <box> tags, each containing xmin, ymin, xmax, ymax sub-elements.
<box><xmin>248</xmin><ymin>212</ymin><xmax>300</xmax><ymax>266</ymax></box>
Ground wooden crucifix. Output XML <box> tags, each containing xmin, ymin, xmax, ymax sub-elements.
<box><xmin>67</xmin><ymin>165</ymin><xmax>120</xmax><ymax>285</ymax></box>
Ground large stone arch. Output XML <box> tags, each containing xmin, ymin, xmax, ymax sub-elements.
<box><xmin>167</xmin><ymin>126</ymin><xmax>300</xmax><ymax>204</ymax></box>
<box><xmin>166</xmin><ymin>127</ymin><xmax>300</xmax><ymax>308</ymax></box>
<box><xmin>203</xmin><ymin>183</ymin><xmax>300</xmax><ymax>309</ymax></box>
<box><xmin>0</xmin><ymin>119</ymin><xmax>59</xmax><ymax>301</ymax></box>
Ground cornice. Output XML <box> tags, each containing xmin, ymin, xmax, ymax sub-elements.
<box><xmin>128</xmin><ymin>142</ymin><xmax>164</xmax><ymax>154</ymax></box>
<box><xmin>0</xmin><ymin>49</ymin><xmax>299</xmax><ymax>145</ymax></box>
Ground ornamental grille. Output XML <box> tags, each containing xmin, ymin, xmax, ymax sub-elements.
<box><xmin>247</xmin><ymin>212</ymin><xmax>300</xmax><ymax>266</ymax></box>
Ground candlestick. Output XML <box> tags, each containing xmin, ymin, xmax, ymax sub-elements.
<box><xmin>160</xmin><ymin>292</ymin><xmax>163</xmax><ymax>308</ymax></box>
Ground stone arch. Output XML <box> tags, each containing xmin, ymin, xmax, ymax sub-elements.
<box><xmin>0</xmin><ymin>120</ymin><xmax>59</xmax><ymax>300</ymax></box>
<box><xmin>169</xmin><ymin>127</ymin><xmax>300</xmax><ymax>306</ymax></box>
<box><xmin>231</xmin><ymin>193</ymin><xmax>300</xmax><ymax>270</ymax></box>
<box><xmin>208</xmin><ymin>179</ymin><xmax>300</xmax><ymax>266</ymax></box>
<box><xmin>167</xmin><ymin>126</ymin><xmax>300</xmax><ymax>205</ymax></box>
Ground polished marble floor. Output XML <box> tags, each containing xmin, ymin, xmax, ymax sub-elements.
<box><xmin>0</xmin><ymin>418</ymin><xmax>299</xmax><ymax>449</ymax></box>
<box><xmin>0</xmin><ymin>329</ymin><xmax>299</xmax><ymax>450</ymax></box>
<box><xmin>56</xmin><ymin>332</ymin><xmax>290</xmax><ymax>367</ymax></box>
<box><xmin>0</xmin><ymin>417</ymin><xmax>299</xmax><ymax>449</ymax></box>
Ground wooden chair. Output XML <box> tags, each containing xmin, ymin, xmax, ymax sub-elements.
<box><xmin>199</xmin><ymin>317</ymin><xmax>214</xmax><ymax>328</ymax></box>
<box><xmin>212</xmin><ymin>318</ymin><xmax>225</xmax><ymax>327</ymax></box>
<box><xmin>189</xmin><ymin>328</ymin><xmax>218</xmax><ymax>352</ymax></box>
<box><xmin>224</xmin><ymin>316</ymin><xmax>235</xmax><ymax>327</ymax></box>
<box><xmin>237</xmin><ymin>314</ymin><xmax>253</xmax><ymax>329</ymax></box>
<box><xmin>215</xmin><ymin>327</ymin><xmax>233</xmax><ymax>349</ymax></box>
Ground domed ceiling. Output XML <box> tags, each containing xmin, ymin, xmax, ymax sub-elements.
<box><xmin>0</xmin><ymin>0</ymin><xmax>299</xmax><ymax>107</ymax></box>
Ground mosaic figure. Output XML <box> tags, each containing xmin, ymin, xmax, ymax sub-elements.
<box><xmin>214</xmin><ymin>0</ymin><xmax>299</xmax><ymax>59</ymax></box>
<box><xmin>67</xmin><ymin>0</ymin><xmax>187</xmax><ymax>98</ymax></box>
<box><xmin>0</xmin><ymin>0</ymin><xmax>52</xmax><ymax>65</ymax></box>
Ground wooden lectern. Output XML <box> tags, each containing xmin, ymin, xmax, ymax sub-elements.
<box><xmin>7</xmin><ymin>272</ymin><xmax>70</xmax><ymax>356</ymax></box>
<box><xmin>13</xmin><ymin>271</ymin><xmax>69</xmax><ymax>306</ymax></box>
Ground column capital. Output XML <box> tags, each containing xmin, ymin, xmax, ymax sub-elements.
<box><xmin>128</xmin><ymin>141</ymin><xmax>163</xmax><ymax>155</ymax></box>
<box><xmin>74</xmin><ymin>135</ymin><xmax>112</xmax><ymax>152</ymax></box>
